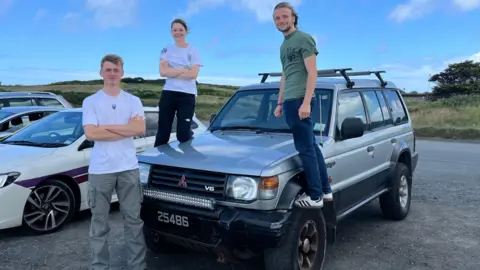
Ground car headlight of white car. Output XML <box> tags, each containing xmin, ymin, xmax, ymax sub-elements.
<box><xmin>139</xmin><ymin>163</ymin><xmax>151</xmax><ymax>185</ymax></box>
<box><xmin>226</xmin><ymin>175</ymin><xmax>279</xmax><ymax>201</ymax></box>
<box><xmin>0</xmin><ymin>172</ymin><xmax>21</xmax><ymax>189</ymax></box>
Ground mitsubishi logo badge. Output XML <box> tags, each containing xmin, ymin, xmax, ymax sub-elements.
<box><xmin>178</xmin><ymin>175</ymin><xmax>187</xmax><ymax>187</ymax></box>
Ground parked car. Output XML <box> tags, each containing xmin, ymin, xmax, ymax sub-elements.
<box><xmin>0</xmin><ymin>106</ymin><xmax>64</xmax><ymax>140</ymax></box>
<box><xmin>0</xmin><ymin>91</ymin><xmax>73</xmax><ymax>109</ymax></box>
<box><xmin>136</xmin><ymin>68</ymin><xmax>419</xmax><ymax>270</ymax></box>
<box><xmin>0</xmin><ymin>106</ymin><xmax>207</xmax><ymax>234</ymax></box>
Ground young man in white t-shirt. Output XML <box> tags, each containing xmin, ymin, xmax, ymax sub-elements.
<box><xmin>82</xmin><ymin>54</ymin><xmax>147</xmax><ymax>270</ymax></box>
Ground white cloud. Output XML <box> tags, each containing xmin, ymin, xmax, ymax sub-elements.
<box><xmin>388</xmin><ymin>0</ymin><xmax>436</xmax><ymax>23</ymax></box>
<box><xmin>453</xmin><ymin>0</ymin><xmax>480</xmax><ymax>10</ymax></box>
<box><xmin>389</xmin><ymin>0</ymin><xmax>480</xmax><ymax>22</ymax></box>
<box><xmin>33</xmin><ymin>8</ymin><xmax>48</xmax><ymax>21</ymax></box>
<box><xmin>86</xmin><ymin>0</ymin><xmax>138</xmax><ymax>29</ymax></box>
<box><xmin>180</xmin><ymin>0</ymin><xmax>303</xmax><ymax>22</ymax></box>
<box><xmin>0</xmin><ymin>0</ymin><xmax>13</xmax><ymax>14</ymax></box>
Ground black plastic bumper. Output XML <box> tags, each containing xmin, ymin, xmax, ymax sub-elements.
<box><xmin>140</xmin><ymin>197</ymin><xmax>292</xmax><ymax>261</ymax></box>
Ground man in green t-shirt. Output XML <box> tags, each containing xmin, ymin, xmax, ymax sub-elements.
<box><xmin>272</xmin><ymin>2</ymin><xmax>333</xmax><ymax>208</ymax></box>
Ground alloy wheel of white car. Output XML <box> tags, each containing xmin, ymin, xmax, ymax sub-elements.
<box><xmin>22</xmin><ymin>179</ymin><xmax>75</xmax><ymax>234</ymax></box>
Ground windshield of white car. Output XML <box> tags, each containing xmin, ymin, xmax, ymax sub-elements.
<box><xmin>0</xmin><ymin>111</ymin><xmax>14</xmax><ymax>121</ymax></box>
<box><xmin>2</xmin><ymin>111</ymin><xmax>84</xmax><ymax>147</ymax></box>
<box><xmin>209</xmin><ymin>88</ymin><xmax>333</xmax><ymax>136</ymax></box>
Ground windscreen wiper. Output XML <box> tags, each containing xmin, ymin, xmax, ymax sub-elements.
<box><xmin>211</xmin><ymin>125</ymin><xmax>259</xmax><ymax>132</ymax></box>
<box><xmin>2</xmin><ymin>140</ymin><xmax>66</xmax><ymax>147</ymax></box>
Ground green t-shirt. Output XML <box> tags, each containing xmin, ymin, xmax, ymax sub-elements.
<box><xmin>280</xmin><ymin>30</ymin><xmax>319</xmax><ymax>101</ymax></box>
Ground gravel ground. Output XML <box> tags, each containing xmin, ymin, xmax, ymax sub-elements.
<box><xmin>0</xmin><ymin>139</ymin><xmax>479</xmax><ymax>270</ymax></box>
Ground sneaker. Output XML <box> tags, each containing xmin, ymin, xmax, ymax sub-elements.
<box><xmin>323</xmin><ymin>192</ymin><xmax>333</xmax><ymax>201</ymax></box>
<box><xmin>295</xmin><ymin>193</ymin><xmax>324</xmax><ymax>208</ymax></box>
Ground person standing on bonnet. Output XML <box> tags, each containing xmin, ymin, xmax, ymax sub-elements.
<box><xmin>154</xmin><ymin>18</ymin><xmax>203</xmax><ymax>147</ymax></box>
<box><xmin>82</xmin><ymin>54</ymin><xmax>147</xmax><ymax>270</ymax></box>
<box><xmin>272</xmin><ymin>2</ymin><xmax>333</xmax><ymax>208</ymax></box>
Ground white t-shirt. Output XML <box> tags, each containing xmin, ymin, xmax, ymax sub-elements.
<box><xmin>82</xmin><ymin>89</ymin><xmax>145</xmax><ymax>174</ymax></box>
<box><xmin>160</xmin><ymin>44</ymin><xmax>203</xmax><ymax>96</ymax></box>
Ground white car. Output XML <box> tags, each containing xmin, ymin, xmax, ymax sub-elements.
<box><xmin>0</xmin><ymin>106</ymin><xmax>207</xmax><ymax>234</ymax></box>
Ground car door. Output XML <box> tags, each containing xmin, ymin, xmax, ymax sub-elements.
<box><xmin>328</xmin><ymin>91</ymin><xmax>377</xmax><ymax>214</ymax></box>
<box><xmin>361</xmin><ymin>90</ymin><xmax>394</xmax><ymax>190</ymax></box>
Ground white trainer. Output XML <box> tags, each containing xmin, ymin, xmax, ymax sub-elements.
<box><xmin>295</xmin><ymin>193</ymin><xmax>324</xmax><ymax>208</ymax></box>
<box><xmin>323</xmin><ymin>192</ymin><xmax>333</xmax><ymax>201</ymax></box>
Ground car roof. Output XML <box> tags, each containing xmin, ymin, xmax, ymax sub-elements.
<box><xmin>62</xmin><ymin>106</ymin><xmax>160</xmax><ymax>113</ymax></box>
<box><xmin>0</xmin><ymin>91</ymin><xmax>60</xmax><ymax>97</ymax></box>
<box><xmin>237</xmin><ymin>68</ymin><xmax>397</xmax><ymax>92</ymax></box>
<box><xmin>0</xmin><ymin>106</ymin><xmax>64</xmax><ymax>114</ymax></box>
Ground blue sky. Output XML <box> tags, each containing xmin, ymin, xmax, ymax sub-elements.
<box><xmin>0</xmin><ymin>0</ymin><xmax>479</xmax><ymax>92</ymax></box>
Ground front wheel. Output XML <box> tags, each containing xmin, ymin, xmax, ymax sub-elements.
<box><xmin>264</xmin><ymin>207</ymin><xmax>327</xmax><ymax>270</ymax></box>
<box><xmin>22</xmin><ymin>179</ymin><xmax>76</xmax><ymax>234</ymax></box>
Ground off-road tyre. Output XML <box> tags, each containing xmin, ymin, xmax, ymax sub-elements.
<box><xmin>379</xmin><ymin>162</ymin><xmax>412</xmax><ymax>220</ymax></box>
<box><xmin>264</xmin><ymin>207</ymin><xmax>327</xmax><ymax>270</ymax></box>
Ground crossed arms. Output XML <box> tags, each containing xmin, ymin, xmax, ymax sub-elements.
<box><xmin>84</xmin><ymin>115</ymin><xmax>146</xmax><ymax>141</ymax></box>
<box><xmin>159</xmin><ymin>59</ymin><xmax>200</xmax><ymax>80</ymax></box>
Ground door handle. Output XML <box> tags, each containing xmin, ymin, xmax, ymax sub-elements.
<box><xmin>367</xmin><ymin>146</ymin><xmax>374</xmax><ymax>152</ymax></box>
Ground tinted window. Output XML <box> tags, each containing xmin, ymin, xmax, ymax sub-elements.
<box><xmin>375</xmin><ymin>90</ymin><xmax>393</xmax><ymax>125</ymax></box>
<box><xmin>362</xmin><ymin>91</ymin><xmax>384</xmax><ymax>130</ymax></box>
<box><xmin>38</xmin><ymin>98</ymin><xmax>63</xmax><ymax>107</ymax></box>
<box><xmin>383</xmin><ymin>90</ymin><xmax>408</xmax><ymax>125</ymax></box>
<box><xmin>336</xmin><ymin>92</ymin><xmax>367</xmax><ymax>135</ymax></box>
<box><xmin>2</xmin><ymin>98</ymin><xmax>34</xmax><ymax>107</ymax></box>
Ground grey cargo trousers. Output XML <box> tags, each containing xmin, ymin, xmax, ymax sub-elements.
<box><xmin>87</xmin><ymin>168</ymin><xmax>147</xmax><ymax>270</ymax></box>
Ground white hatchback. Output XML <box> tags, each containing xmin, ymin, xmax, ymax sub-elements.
<box><xmin>0</xmin><ymin>106</ymin><xmax>207</xmax><ymax>234</ymax></box>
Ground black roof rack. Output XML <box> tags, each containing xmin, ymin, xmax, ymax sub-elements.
<box><xmin>258</xmin><ymin>68</ymin><xmax>388</xmax><ymax>88</ymax></box>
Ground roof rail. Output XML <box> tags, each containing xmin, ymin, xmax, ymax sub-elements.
<box><xmin>258</xmin><ymin>68</ymin><xmax>388</xmax><ymax>88</ymax></box>
<box><xmin>258</xmin><ymin>68</ymin><xmax>353</xmax><ymax>84</ymax></box>
<box><xmin>27</xmin><ymin>91</ymin><xmax>56</xmax><ymax>96</ymax></box>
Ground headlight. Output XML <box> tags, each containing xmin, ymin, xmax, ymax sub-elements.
<box><xmin>0</xmin><ymin>172</ymin><xmax>21</xmax><ymax>189</ymax></box>
<box><xmin>226</xmin><ymin>176</ymin><xmax>258</xmax><ymax>201</ymax></box>
<box><xmin>139</xmin><ymin>163</ymin><xmax>151</xmax><ymax>185</ymax></box>
<box><xmin>226</xmin><ymin>175</ymin><xmax>279</xmax><ymax>201</ymax></box>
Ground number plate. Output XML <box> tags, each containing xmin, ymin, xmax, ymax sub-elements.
<box><xmin>157</xmin><ymin>211</ymin><xmax>189</xmax><ymax>227</ymax></box>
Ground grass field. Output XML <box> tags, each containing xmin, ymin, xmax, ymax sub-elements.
<box><xmin>2</xmin><ymin>83</ymin><xmax>480</xmax><ymax>140</ymax></box>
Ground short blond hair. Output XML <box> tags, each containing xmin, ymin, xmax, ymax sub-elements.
<box><xmin>101</xmin><ymin>54</ymin><xmax>124</xmax><ymax>69</ymax></box>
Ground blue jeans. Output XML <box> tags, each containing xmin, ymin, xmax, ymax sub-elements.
<box><xmin>283</xmin><ymin>97</ymin><xmax>332</xmax><ymax>200</ymax></box>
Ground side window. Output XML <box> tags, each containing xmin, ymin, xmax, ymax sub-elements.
<box><xmin>375</xmin><ymin>91</ymin><xmax>393</xmax><ymax>125</ymax></box>
<box><xmin>336</xmin><ymin>92</ymin><xmax>367</xmax><ymax>136</ymax></box>
<box><xmin>383</xmin><ymin>90</ymin><xmax>408</xmax><ymax>125</ymax></box>
<box><xmin>37</xmin><ymin>98</ymin><xmax>63</xmax><ymax>108</ymax></box>
<box><xmin>144</xmin><ymin>112</ymin><xmax>158</xmax><ymax>137</ymax></box>
<box><xmin>6</xmin><ymin>98</ymin><xmax>34</xmax><ymax>107</ymax></box>
<box><xmin>362</xmin><ymin>91</ymin><xmax>385</xmax><ymax>130</ymax></box>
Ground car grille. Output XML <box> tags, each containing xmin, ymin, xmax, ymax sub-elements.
<box><xmin>149</xmin><ymin>165</ymin><xmax>227</xmax><ymax>199</ymax></box>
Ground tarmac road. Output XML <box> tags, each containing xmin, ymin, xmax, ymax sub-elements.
<box><xmin>0</xmin><ymin>139</ymin><xmax>479</xmax><ymax>270</ymax></box>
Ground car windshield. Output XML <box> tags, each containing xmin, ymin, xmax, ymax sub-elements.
<box><xmin>2</xmin><ymin>111</ymin><xmax>84</xmax><ymax>147</ymax></box>
<box><xmin>0</xmin><ymin>111</ymin><xmax>14</xmax><ymax>121</ymax></box>
<box><xmin>210</xmin><ymin>88</ymin><xmax>333</xmax><ymax>135</ymax></box>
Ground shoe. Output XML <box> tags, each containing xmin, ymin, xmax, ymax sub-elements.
<box><xmin>323</xmin><ymin>192</ymin><xmax>333</xmax><ymax>201</ymax></box>
<box><xmin>295</xmin><ymin>193</ymin><xmax>324</xmax><ymax>208</ymax></box>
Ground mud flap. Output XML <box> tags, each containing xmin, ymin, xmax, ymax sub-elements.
<box><xmin>321</xmin><ymin>200</ymin><xmax>337</xmax><ymax>244</ymax></box>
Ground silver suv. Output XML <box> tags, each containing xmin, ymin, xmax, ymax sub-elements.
<box><xmin>137</xmin><ymin>68</ymin><xmax>419</xmax><ymax>270</ymax></box>
<box><xmin>0</xmin><ymin>91</ymin><xmax>73</xmax><ymax>108</ymax></box>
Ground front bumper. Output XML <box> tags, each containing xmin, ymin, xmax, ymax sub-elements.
<box><xmin>140</xmin><ymin>195</ymin><xmax>292</xmax><ymax>261</ymax></box>
<box><xmin>0</xmin><ymin>183</ymin><xmax>31</xmax><ymax>230</ymax></box>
